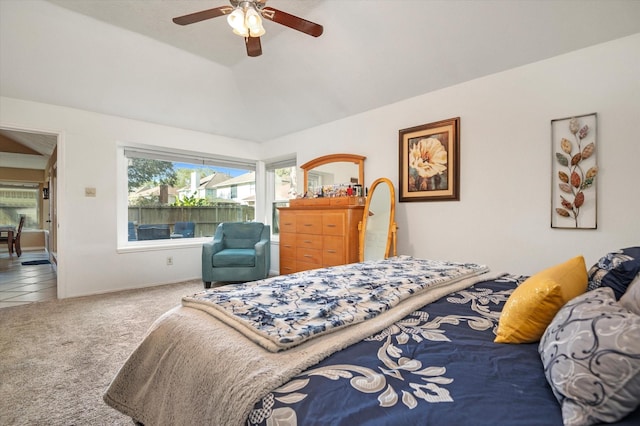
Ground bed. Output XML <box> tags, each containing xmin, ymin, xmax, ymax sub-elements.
<box><xmin>104</xmin><ymin>250</ymin><xmax>640</xmax><ymax>426</ymax></box>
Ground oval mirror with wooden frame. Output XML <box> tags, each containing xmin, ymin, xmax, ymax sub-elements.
<box><xmin>359</xmin><ymin>177</ymin><xmax>397</xmax><ymax>261</ymax></box>
<box><xmin>300</xmin><ymin>153</ymin><xmax>365</xmax><ymax>196</ymax></box>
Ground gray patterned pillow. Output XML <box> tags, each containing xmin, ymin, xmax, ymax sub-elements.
<box><xmin>539</xmin><ymin>287</ymin><xmax>640</xmax><ymax>426</ymax></box>
<box><xmin>620</xmin><ymin>273</ymin><xmax>640</xmax><ymax>315</ymax></box>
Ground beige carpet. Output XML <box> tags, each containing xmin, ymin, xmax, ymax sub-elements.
<box><xmin>0</xmin><ymin>280</ymin><xmax>206</xmax><ymax>426</ymax></box>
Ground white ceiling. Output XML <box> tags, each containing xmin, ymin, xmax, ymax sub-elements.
<box><xmin>1</xmin><ymin>0</ymin><xmax>640</xmax><ymax>144</ymax></box>
<box><xmin>0</xmin><ymin>129</ymin><xmax>55</xmax><ymax>156</ymax></box>
<box><xmin>0</xmin><ymin>128</ymin><xmax>55</xmax><ymax>170</ymax></box>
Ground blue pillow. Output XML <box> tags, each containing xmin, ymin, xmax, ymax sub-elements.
<box><xmin>588</xmin><ymin>247</ymin><xmax>640</xmax><ymax>299</ymax></box>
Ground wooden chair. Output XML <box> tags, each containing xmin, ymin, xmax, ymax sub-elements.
<box><xmin>13</xmin><ymin>215</ymin><xmax>26</xmax><ymax>256</ymax></box>
<box><xmin>2</xmin><ymin>215</ymin><xmax>26</xmax><ymax>256</ymax></box>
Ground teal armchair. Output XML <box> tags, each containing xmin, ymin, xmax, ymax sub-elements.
<box><xmin>202</xmin><ymin>222</ymin><xmax>270</xmax><ymax>288</ymax></box>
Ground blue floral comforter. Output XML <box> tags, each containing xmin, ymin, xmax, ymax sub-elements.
<box><xmin>246</xmin><ymin>274</ymin><xmax>640</xmax><ymax>426</ymax></box>
<box><xmin>182</xmin><ymin>256</ymin><xmax>488</xmax><ymax>352</ymax></box>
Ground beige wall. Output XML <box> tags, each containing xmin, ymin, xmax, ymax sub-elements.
<box><xmin>1</xmin><ymin>34</ymin><xmax>638</xmax><ymax>297</ymax></box>
<box><xmin>0</xmin><ymin>97</ymin><xmax>261</xmax><ymax>299</ymax></box>
<box><xmin>20</xmin><ymin>229</ymin><xmax>45</xmax><ymax>249</ymax></box>
<box><xmin>0</xmin><ymin>167</ymin><xmax>44</xmax><ymax>182</ymax></box>
<box><xmin>263</xmin><ymin>34</ymin><xmax>640</xmax><ymax>276</ymax></box>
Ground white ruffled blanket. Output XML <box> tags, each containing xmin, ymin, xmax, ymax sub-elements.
<box><xmin>182</xmin><ymin>256</ymin><xmax>489</xmax><ymax>352</ymax></box>
<box><xmin>105</xmin><ymin>258</ymin><xmax>497</xmax><ymax>426</ymax></box>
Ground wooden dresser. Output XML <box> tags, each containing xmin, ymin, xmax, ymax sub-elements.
<box><xmin>279</xmin><ymin>197</ymin><xmax>365</xmax><ymax>275</ymax></box>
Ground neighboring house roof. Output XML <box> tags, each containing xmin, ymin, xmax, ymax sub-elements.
<box><xmin>202</xmin><ymin>172</ymin><xmax>232</xmax><ymax>189</ymax></box>
<box><xmin>176</xmin><ymin>172</ymin><xmax>232</xmax><ymax>194</ymax></box>
<box><xmin>208</xmin><ymin>171</ymin><xmax>255</xmax><ymax>189</ymax></box>
<box><xmin>129</xmin><ymin>185</ymin><xmax>177</xmax><ymax>199</ymax></box>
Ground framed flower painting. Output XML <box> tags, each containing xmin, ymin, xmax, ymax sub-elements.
<box><xmin>551</xmin><ymin>113</ymin><xmax>598</xmax><ymax>229</ymax></box>
<box><xmin>399</xmin><ymin>117</ymin><xmax>460</xmax><ymax>202</ymax></box>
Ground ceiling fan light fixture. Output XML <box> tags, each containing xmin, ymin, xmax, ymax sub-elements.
<box><xmin>227</xmin><ymin>2</ymin><xmax>265</xmax><ymax>38</ymax></box>
<box><xmin>173</xmin><ymin>0</ymin><xmax>323</xmax><ymax>57</ymax></box>
<box><xmin>232</xmin><ymin>26</ymin><xmax>249</xmax><ymax>37</ymax></box>
<box><xmin>245</xmin><ymin>7</ymin><xmax>265</xmax><ymax>37</ymax></box>
<box><xmin>227</xmin><ymin>7</ymin><xmax>247</xmax><ymax>33</ymax></box>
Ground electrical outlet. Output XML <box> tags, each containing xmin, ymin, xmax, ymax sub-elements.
<box><xmin>166</xmin><ymin>256</ymin><xmax>173</xmax><ymax>266</ymax></box>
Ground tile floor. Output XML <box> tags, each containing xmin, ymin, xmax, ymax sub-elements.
<box><xmin>0</xmin><ymin>250</ymin><xmax>57</xmax><ymax>309</ymax></box>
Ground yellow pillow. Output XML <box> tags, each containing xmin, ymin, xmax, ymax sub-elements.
<box><xmin>494</xmin><ymin>256</ymin><xmax>588</xmax><ymax>344</ymax></box>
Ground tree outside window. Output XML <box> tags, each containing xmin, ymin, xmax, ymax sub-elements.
<box><xmin>126</xmin><ymin>151</ymin><xmax>255</xmax><ymax>241</ymax></box>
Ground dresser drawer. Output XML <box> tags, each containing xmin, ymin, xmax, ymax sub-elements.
<box><xmin>296</xmin><ymin>260</ymin><xmax>321</xmax><ymax>273</ymax></box>
<box><xmin>296</xmin><ymin>247</ymin><xmax>322</xmax><ymax>266</ymax></box>
<box><xmin>279</xmin><ymin>212</ymin><xmax>297</xmax><ymax>234</ymax></box>
<box><xmin>280</xmin><ymin>232</ymin><xmax>296</xmax><ymax>248</ymax></box>
<box><xmin>296</xmin><ymin>214</ymin><xmax>323</xmax><ymax>235</ymax></box>
<box><xmin>296</xmin><ymin>233</ymin><xmax>322</xmax><ymax>250</ymax></box>
<box><xmin>280</xmin><ymin>257</ymin><xmax>297</xmax><ymax>275</ymax></box>
<box><xmin>323</xmin><ymin>235</ymin><xmax>345</xmax><ymax>266</ymax></box>
<box><xmin>322</xmin><ymin>213</ymin><xmax>345</xmax><ymax>236</ymax></box>
<box><xmin>278</xmin><ymin>205</ymin><xmax>362</xmax><ymax>275</ymax></box>
<box><xmin>280</xmin><ymin>238</ymin><xmax>296</xmax><ymax>260</ymax></box>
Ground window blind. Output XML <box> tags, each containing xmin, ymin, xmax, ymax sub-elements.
<box><xmin>124</xmin><ymin>147</ymin><xmax>256</xmax><ymax>171</ymax></box>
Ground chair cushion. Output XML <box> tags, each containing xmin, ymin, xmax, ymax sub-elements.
<box><xmin>222</xmin><ymin>223</ymin><xmax>264</xmax><ymax>249</ymax></box>
<box><xmin>213</xmin><ymin>249</ymin><xmax>256</xmax><ymax>267</ymax></box>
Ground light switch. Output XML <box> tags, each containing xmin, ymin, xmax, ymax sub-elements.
<box><xmin>85</xmin><ymin>187</ymin><xmax>96</xmax><ymax>197</ymax></box>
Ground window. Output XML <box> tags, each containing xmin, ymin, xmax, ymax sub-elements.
<box><xmin>0</xmin><ymin>182</ymin><xmax>40</xmax><ymax>228</ymax></box>
<box><xmin>124</xmin><ymin>147</ymin><xmax>256</xmax><ymax>243</ymax></box>
<box><xmin>266</xmin><ymin>157</ymin><xmax>297</xmax><ymax>237</ymax></box>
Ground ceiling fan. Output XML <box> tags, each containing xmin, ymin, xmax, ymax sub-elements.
<box><xmin>172</xmin><ymin>0</ymin><xmax>324</xmax><ymax>57</ymax></box>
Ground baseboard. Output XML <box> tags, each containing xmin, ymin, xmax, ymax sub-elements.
<box><xmin>21</xmin><ymin>246</ymin><xmax>46</xmax><ymax>251</ymax></box>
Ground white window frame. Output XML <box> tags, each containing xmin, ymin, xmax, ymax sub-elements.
<box><xmin>117</xmin><ymin>144</ymin><xmax>260</xmax><ymax>252</ymax></box>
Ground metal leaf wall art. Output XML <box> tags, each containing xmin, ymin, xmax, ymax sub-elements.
<box><xmin>551</xmin><ymin>113</ymin><xmax>598</xmax><ymax>229</ymax></box>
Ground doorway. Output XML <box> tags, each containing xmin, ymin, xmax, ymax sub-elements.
<box><xmin>0</xmin><ymin>127</ymin><xmax>59</xmax><ymax>303</ymax></box>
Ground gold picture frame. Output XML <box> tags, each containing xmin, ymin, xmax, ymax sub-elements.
<box><xmin>399</xmin><ymin>117</ymin><xmax>460</xmax><ymax>202</ymax></box>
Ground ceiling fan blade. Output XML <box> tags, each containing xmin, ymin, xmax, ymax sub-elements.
<box><xmin>261</xmin><ymin>7</ymin><xmax>323</xmax><ymax>37</ymax></box>
<box><xmin>172</xmin><ymin>6</ymin><xmax>233</xmax><ymax>26</ymax></box>
<box><xmin>246</xmin><ymin>36</ymin><xmax>262</xmax><ymax>57</ymax></box>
